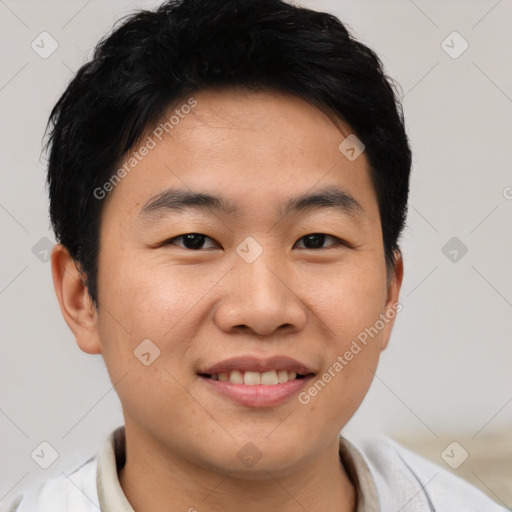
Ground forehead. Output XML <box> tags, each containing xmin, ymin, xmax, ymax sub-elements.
<box><xmin>101</xmin><ymin>88</ymin><xmax>378</xmax><ymax>225</ymax></box>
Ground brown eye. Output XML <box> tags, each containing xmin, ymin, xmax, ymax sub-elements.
<box><xmin>165</xmin><ymin>233</ymin><xmax>218</xmax><ymax>250</ymax></box>
<box><xmin>294</xmin><ymin>233</ymin><xmax>343</xmax><ymax>250</ymax></box>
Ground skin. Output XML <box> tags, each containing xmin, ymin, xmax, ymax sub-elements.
<box><xmin>51</xmin><ymin>88</ymin><xmax>403</xmax><ymax>512</ymax></box>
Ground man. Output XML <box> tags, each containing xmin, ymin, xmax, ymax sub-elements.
<box><xmin>4</xmin><ymin>0</ymin><xmax>506</xmax><ymax>510</ymax></box>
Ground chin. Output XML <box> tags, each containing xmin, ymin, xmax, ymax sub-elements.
<box><xmin>221</xmin><ymin>458</ymin><xmax>304</xmax><ymax>481</ymax></box>
<box><xmin>199</xmin><ymin>440</ymin><xmax>307</xmax><ymax>479</ymax></box>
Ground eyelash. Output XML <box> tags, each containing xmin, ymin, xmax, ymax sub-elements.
<box><xmin>162</xmin><ymin>233</ymin><xmax>349</xmax><ymax>251</ymax></box>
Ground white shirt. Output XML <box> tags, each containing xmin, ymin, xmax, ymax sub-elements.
<box><xmin>2</xmin><ymin>425</ymin><xmax>507</xmax><ymax>511</ymax></box>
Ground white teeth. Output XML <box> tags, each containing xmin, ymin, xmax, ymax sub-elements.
<box><xmin>229</xmin><ymin>370</ymin><xmax>244</xmax><ymax>384</ymax></box>
<box><xmin>209</xmin><ymin>369</ymin><xmax>303</xmax><ymax>385</ymax></box>
<box><xmin>243</xmin><ymin>371</ymin><xmax>261</xmax><ymax>385</ymax></box>
<box><xmin>277</xmin><ymin>370</ymin><xmax>289</xmax><ymax>384</ymax></box>
<box><xmin>261</xmin><ymin>370</ymin><xmax>279</xmax><ymax>385</ymax></box>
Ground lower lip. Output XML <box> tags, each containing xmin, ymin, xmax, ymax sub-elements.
<box><xmin>199</xmin><ymin>375</ymin><xmax>314</xmax><ymax>407</ymax></box>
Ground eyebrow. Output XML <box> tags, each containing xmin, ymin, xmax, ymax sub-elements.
<box><xmin>137</xmin><ymin>185</ymin><xmax>364</xmax><ymax>222</ymax></box>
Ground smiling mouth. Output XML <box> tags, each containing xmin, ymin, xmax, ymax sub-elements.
<box><xmin>199</xmin><ymin>369</ymin><xmax>313</xmax><ymax>385</ymax></box>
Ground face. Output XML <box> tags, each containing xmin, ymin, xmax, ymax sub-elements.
<box><xmin>56</xmin><ymin>88</ymin><xmax>402</xmax><ymax>478</ymax></box>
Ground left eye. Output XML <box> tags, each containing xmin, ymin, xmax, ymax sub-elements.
<box><xmin>294</xmin><ymin>233</ymin><xmax>343</xmax><ymax>250</ymax></box>
<box><xmin>163</xmin><ymin>233</ymin><xmax>343</xmax><ymax>251</ymax></box>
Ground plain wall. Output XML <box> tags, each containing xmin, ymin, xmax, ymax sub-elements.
<box><xmin>1</xmin><ymin>0</ymin><xmax>510</xmax><ymax>503</ymax></box>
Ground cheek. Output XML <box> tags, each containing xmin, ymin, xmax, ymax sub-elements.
<box><xmin>303</xmin><ymin>259</ymin><xmax>386</xmax><ymax>404</ymax></box>
<box><xmin>99</xmin><ymin>246</ymin><xmax>190</xmax><ymax>327</ymax></box>
<box><xmin>97</xmin><ymin>254</ymin><xmax>228</xmax><ymax>366</ymax></box>
<box><xmin>95</xmin><ymin>262</ymin><xmax>208</xmax><ymax>416</ymax></box>
<box><xmin>306</xmin><ymin>259</ymin><xmax>387</xmax><ymax>340</ymax></box>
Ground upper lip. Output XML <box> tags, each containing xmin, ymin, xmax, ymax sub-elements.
<box><xmin>198</xmin><ymin>355</ymin><xmax>316</xmax><ymax>376</ymax></box>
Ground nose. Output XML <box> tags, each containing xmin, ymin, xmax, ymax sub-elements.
<box><xmin>213</xmin><ymin>252</ymin><xmax>308</xmax><ymax>337</ymax></box>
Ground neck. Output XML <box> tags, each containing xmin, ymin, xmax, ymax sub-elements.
<box><xmin>118</xmin><ymin>424</ymin><xmax>356</xmax><ymax>512</ymax></box>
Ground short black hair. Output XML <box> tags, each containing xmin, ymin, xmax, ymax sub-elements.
<box><xmin>45</xmin><ymin>0</ymin><xmax>411</xmax><ymax>308</ymax></box>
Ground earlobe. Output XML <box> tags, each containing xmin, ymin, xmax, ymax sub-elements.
<box><xmin>51</xmin><ymin>244</ymin><xmax>102</xmax><ymax>355</ymax></box>
<box><xmin>380</xmin><ymin>250</ymin><xmax>404</xmax><ymax>351</ymax></box>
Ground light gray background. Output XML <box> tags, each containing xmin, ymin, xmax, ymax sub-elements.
<box><xmin>1</xmin><ymin>0</ymin><xmax>511</xmax><ymax>505</ymax></box>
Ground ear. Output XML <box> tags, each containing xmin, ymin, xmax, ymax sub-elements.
<box><xmin>51</xmin><ymin>244</ymin><xmax>102</xmax><ymax>355</ymax></box>
<box><xmin>380</xmin><ymin>250</ymin><xmax>404</xmax><ymax>351</ymax></box>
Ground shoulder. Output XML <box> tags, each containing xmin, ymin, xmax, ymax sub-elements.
<box><xmin>0</xmin><ymin>455</ymin><xmax>99</xmax><ymax>512</ymax></box>
<box><xmin>345</xmin><ymin>435</ymin><xmax>508</xmax><ymax>512</ymax></box>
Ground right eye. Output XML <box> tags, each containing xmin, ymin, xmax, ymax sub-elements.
<box><xmin>162</xmin><ymin>233</ymin><xmax>219</xmax><ymax>250</ymax></box>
